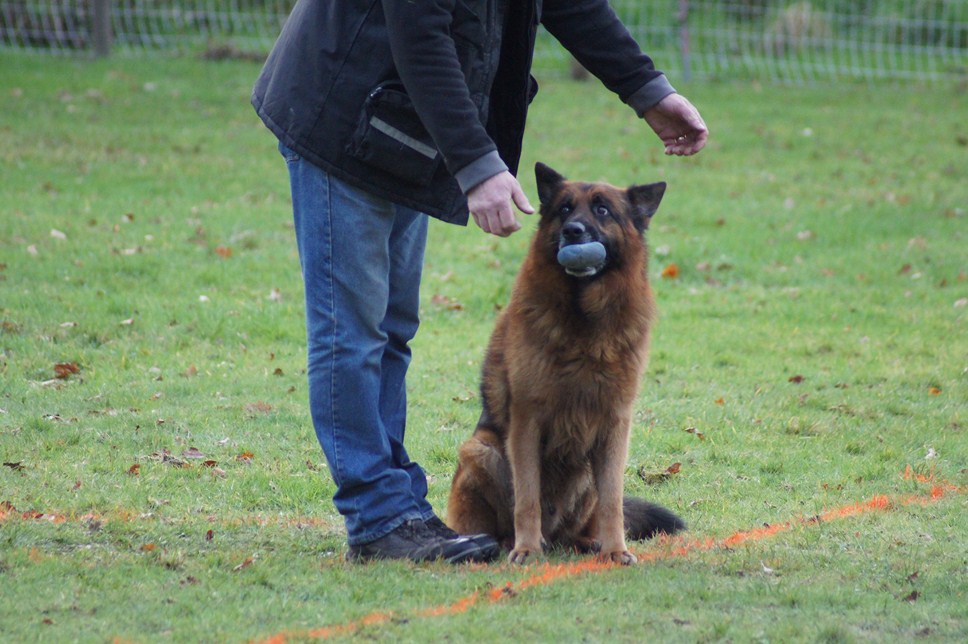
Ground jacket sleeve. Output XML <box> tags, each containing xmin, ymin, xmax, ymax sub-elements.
<box><xmin>381</xmin><ymin>0</ymin><xmax>508</xmax><ymax>193</ymax></box>
<box><xmin>541</xmin><ymin>0</ymin><xmax>677</xmax><ymax>116</ymax></box>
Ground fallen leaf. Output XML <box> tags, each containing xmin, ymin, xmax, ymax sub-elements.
<box><xmin>214</xmin><ymin>245</ymin><xmax>233</xmax><ymax>259</ymax></box>
<box><xmin>50</xmin><ymin>229</ymin><xmax>67</xmax><ymax>240</ymax></box>
<box><xmin>637</xmin><ymin>462</ymin><xmax>682</xmax><ymax>486</ymax></box>
<box><xmin>661</xmin><ymin>263</ymin><xmax>680</xmax><ymax>279</ymax></box>
<box><xmin>202</xmin><ymin>459</ymin><xmax>218</xmax><ymax>467</ymax></box>
<box><xmin>684</xmin><ymin>427</ymin><xmax>705</xmax><ymax>441</ymax></box>
<box><xmin>714</xmin><ymin>397</ymin><xmax>725</xmax><ymax>406</ymax></box>
<box><xmin>127</xmin><ymin>464</ymin><xmax>141</xmax><ymax>475</ymax></box>
<box><xmin>236</xmin><ymin>451</ymin><xmax>255</xmax><ymax>463</ymax></box>
<box><xmin>53</xmin><ymin>362</ymin><xmax>81</xmax><ymax>379</ymax></box>
<box><xmin>788</xmin><ymin>375</ymin><xmax>805</xmax><ymax>384</ymax></box>
<box><xmin>182</xmin><ymin>447</ymin><xmax>206</xmax><ymax>460</ymax></box>
<box><xmin>233</xmin><ymin>556</ymin><xmax>254</xmax><ymax>572</ymax></box>
<box><xmin>141</xmin><ymin>543</ymin><xmax>156</xmax><ymax>552</ymax></box>
<box><xmin>903</xmin><ymin>590</ymin><xmax>920</xmax><ymax>603</ymax></box>
<box><xmin>244</xmin><ymin>401</ymin><xmax>272</xmax><ymax>415</ymax></box>
<box><xmin>3</xmin><ymin>462</ymin><xmax>24</xmax><ymax>471</ymax></box>
<box><xmin>431</xmin><ymin>293</ymin><xmax>464</xmax><ymax>311</ymax></box>
<box><xmin>162</xmin><ymin>454</ymin><xmax>188</xmax><ymax>468</ymax></box>
<box><xmin>928</xmin><ymin>387</ymin><xmax>941</xmax><ymax>396</ymax></box>
<box><xmin>205</xmin><ymin>529</ymin><xmax>214</xmax><ymax>541</ymax></box>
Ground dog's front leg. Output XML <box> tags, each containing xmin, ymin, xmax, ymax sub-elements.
<box><xmin>592</xmin><ymin>419</ymin><xmax>636</xmax><ymax>565</ymax></box>
<box><xmin>506</xmin><ymin>407</ymin><xmax>543</xmax><ymax>564</ymax></box>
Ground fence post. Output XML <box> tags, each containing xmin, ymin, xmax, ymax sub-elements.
<box><xmin>678</xmin><ymin>0</ymin><xmax>691</xmax><ymax>82</ymax></box>
<box><xmin>92</xmin><ymin>0</ymin><xmax>112</xmax><ymax>57</ymax></box>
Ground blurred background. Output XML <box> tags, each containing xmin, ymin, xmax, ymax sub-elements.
<box><xmin>2</xmin><ymin>0</ymin><xmax>966</xmax><ymax>83</ymax></box>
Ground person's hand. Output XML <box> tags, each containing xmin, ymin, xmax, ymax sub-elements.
<box><xmin>467</xmin><ymin>171</ymin><xmax>535</xmax><ymax>237</ymax></box>
<box><xmin>643</xmin><ymin>93</ymin><xmax>708</xmax><ymax>156</ymax></box>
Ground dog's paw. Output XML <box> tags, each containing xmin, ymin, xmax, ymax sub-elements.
<box><xmin>508</xmin><ymin>543</ymin><xmax>542</xmax><ymax>565</ymax></box>
<box><xmin>598</xmin><ymin>550</ymin><xmax>637</xmax><ymax>566</ymax></box>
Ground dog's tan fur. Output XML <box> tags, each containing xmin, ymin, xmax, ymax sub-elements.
<box><xmin>447</xmin><ymin>163</ymin><xmax>683</xmax><ymax>565</ymax></box>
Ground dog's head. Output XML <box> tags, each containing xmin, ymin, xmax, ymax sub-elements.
<box><xmin>534</xmin><ymin>162</ymin><xmax>666</xmax><ymax>278</ymax></box>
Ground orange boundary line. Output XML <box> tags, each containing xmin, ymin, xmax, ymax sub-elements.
<box><xmin>256</xmin><ymin>472</ymin><xmax>962</xmax><ymax>643</ymax></box>
<box><xmin>2</xmin><ymin>471</ymin><xmax>962</xmax><ymax>643</ymax></box>
<box><xmin>0</xmin><ymin>501</ymin><xmax>335</xmax><ymax>530</ymax></box>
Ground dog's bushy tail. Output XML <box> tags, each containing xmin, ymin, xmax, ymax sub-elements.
<box><xmin>623</xmin><ymin>496</ymin><xmax>686</xmax><ymax>540</ymax></box>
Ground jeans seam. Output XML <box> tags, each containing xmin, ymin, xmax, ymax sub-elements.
<box><xmin>322</xmin><ymin>172</ymin><xmax>353</xmax><ymax>520</ymax></box>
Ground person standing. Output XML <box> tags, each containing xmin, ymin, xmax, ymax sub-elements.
<box><xmin>252</xmin><ymin>0</ymin><xmax>707</xmax><ymax>563</ymax></box>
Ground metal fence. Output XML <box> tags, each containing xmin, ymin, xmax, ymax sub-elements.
<box><xmin>2</xmin><ymin>0</ymin><xmax>966</xmax><ymax>83</ymax></box>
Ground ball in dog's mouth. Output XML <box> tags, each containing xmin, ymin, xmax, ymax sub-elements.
<box><xmin>557</xmin><ymin>241</ymin><xmax>607</xmax><ymax>277</ymax></box>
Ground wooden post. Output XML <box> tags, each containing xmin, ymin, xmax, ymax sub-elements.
<box><xmin>92</xmin><ymin>0</ymin><xmax>112</xmax><ymax>57</ymax></box>
<box><xmin>678</xmin><ymin>0</ymin><xmax>691</xmax><ymax>82</ymax></box>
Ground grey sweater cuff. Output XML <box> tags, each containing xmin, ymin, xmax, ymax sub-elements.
<box><xmin>454</xmin><ymin>150</ymin><xmax>509</xmax><ymax>194</ymax></box>
<box><xmin>627</xmin><ymin>75</ymin><xmax>677</xmax><ymax>117</ymax></box>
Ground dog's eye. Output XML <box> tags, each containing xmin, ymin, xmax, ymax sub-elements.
<box><xmin>559</xmin><ymin>204</ymin><xmax>573</xmax><ymax>215</ymax></box>
<box><xmin>595</xmin><ymin>205</ymin><xmax>610</xmax><ymax>218</ymax></box>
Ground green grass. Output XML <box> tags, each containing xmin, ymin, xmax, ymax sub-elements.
<box><xmin>1</xmin><ymin>55</ymin><xmax>966</xmax><ymax>642</ymax></box>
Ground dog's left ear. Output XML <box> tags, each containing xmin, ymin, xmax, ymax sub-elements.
<box><xmin>627</xmin><ymin>182</ymin><xmax>666</xmax><ymax>230</ymax></box>
<box><xmin>535</xmin><ymin>162</ymin><xmax>567</xmax><ymax>206</ymax></box>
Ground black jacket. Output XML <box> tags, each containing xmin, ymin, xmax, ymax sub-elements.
<box><xmin>252</xmin><ymin>0</ymin><xmax>675</xmax><ymax>224</ymax></box>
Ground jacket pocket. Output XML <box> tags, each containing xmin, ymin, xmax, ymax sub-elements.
<box><xmin>347</xmin><ymin>82</ymin><xmax>441</xmax><ymax>186</ymax></box>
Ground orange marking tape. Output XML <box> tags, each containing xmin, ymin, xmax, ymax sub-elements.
<box><xmin>2</xmin><ymin>473</ymin><xmax>961</xmax><ymax>643</ymax></box>
<box><xmin>255</xmin><ymin>471</ymin><xmax>963</xmax><ymax>643</ymax></box>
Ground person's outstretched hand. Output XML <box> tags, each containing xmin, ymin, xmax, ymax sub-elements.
<box><xmin>467</xmin><ymin>170</ymin><xmax>535</xmax><ymax>237</ymax></box>
<box><xmin>644</xmin><ymin>93</ymin><xmax>708</xmax><ymax>156</ymax></box>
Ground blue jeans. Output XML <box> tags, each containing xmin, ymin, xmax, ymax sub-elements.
<box><xmin>281</xmin><ymin>143</ymin><xmax>435</xmax><ymax>545</ymax></box>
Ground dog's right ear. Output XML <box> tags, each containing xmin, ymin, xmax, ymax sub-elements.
<box><xmin>627</xmin><ymin>182</ymin><xmax>666</xmax><ymax>231</ymax></box>
<box><xmin>535</xmin><ymin>162</ymin><xmax>566</xmax><ymax>206</ymax></box>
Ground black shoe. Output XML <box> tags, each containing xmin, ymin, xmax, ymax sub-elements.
<box><xmin>346</xmin><ymin>519</ymin><xmax>495</xmax><ymax>564</ymax></box>
<box><xmin>425</xmin><ymin>516</ymin><xmax>499</xmax><ymax>561</ymax></box>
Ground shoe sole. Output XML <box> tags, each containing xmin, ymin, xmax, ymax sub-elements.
<box><xmin>346</xmin><ymin>537</ymin><xmax>498</xmax><ymax>564</ymax></box>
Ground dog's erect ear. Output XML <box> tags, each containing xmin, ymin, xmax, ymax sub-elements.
<box><xmin>627</xmin><ymin>181</ymin><xmax>666</xmax><ymax>230</ymax></box>
<box><xmin>535</xmin><ymin>162</ymin><xmax>567</xmax><ymax>206</ymax></box>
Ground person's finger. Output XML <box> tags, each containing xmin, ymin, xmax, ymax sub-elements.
<box><xmin>664</xmin><ymin>125</ymin><xmax>708</xmax><ymax>156</ymax></box>
<box><xmin>510</xmin><ymin>181</ymin><xmax>535</xmax><ymax>215</ymax></box>
<box><xmin>493</xmin><ymin>205</ymin><xmax>520</xmax><ymax>237</ymax></box>
<box><xmin>471</xmin><ymin>210</ymin><xmax>491</xmax><ymax>235</ymax></box>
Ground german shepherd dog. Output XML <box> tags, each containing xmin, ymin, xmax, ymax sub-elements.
<box><xmin>447</xmin><ymin>163</ymin><xmax>685</xmax><ymax>565</ymax></box>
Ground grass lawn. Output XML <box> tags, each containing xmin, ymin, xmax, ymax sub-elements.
<box><xmin>1</xmin><ymin>55</ymin><xmax>966</xmax><ymax>642</ymax></box>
